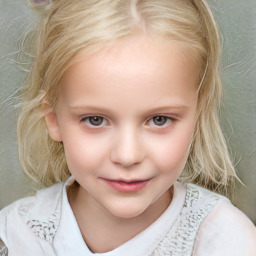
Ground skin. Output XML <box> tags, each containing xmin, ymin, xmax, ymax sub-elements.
<box><xmin>44</xmin><ymin>35</ymin><xmax>199</xmax><ymax>253</ymax></box>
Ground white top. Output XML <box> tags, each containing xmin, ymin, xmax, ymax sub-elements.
<box><xmin>0</xmin><ymin>177</ymin><xmax>256</xmax><ymax>256</ymax></box>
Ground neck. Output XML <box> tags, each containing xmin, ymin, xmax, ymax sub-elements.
<box><xmin>68</xmin><ymin>183</ymin><xmax>173</xmax><ymax>253</ymax></box>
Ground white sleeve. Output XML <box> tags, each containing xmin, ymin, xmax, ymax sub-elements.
<box><xmin>0</xmin><ymin>205</ymin><xmax>10</xmax><ymax>255</ymax></box>
<box><xmin>192</xmin><ymin>200</ymin><xmax>256</xmax><ymax>256</ymax></box>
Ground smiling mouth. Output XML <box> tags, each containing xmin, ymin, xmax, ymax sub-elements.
<box><xmin>101</xmin><ymin>178</ymin><xmax>151</xmax><ymax>193</ymax></box>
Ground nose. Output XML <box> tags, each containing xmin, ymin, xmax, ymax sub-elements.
<box><xmin>110</xmin><ymin>127</ymin><xmax>145</xmax><ymax>167</ymax></box>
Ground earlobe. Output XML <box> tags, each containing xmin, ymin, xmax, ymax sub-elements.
<box><xmin>43</xmin><ymin>103</ymin><xmax>62</xmax><ymax>142</ymax></box>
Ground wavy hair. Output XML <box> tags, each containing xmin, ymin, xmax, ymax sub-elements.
<box><xmin>18</xmin><ymin>0</ymin><xmax>237</xmax><ymax>194</ymax></box>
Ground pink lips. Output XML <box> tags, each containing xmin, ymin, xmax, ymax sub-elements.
<box><xmin>102</xmin><ymin>178</ymin><xmax>151</xmax><ymax>193</ymax></box>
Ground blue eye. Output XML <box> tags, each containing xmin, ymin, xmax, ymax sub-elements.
<box><xmin>83</xmin><ymin>116</ymin><xmax>107</xmax><ymax>127</ymax></box>
<box><xmin>149</xmin><ymin>116</ymin><xmax>171</xmax><ymax>127</ymax></box>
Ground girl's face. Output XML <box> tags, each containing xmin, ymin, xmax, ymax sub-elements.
<box><xmin>45</xmin><ymin>35</ymin><xmax>199</xmax><ymax>219</ymax></box>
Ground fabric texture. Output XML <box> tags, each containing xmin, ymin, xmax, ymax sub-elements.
<box><xmin>0</xmin><ymin>177</ymin><xmax>255</xmax><ymax>256</ymax></box>
<box><xmin>0</xmin><ymin>238</ymin><xmax>8</xmax><ymax>256</ymax></box>
<box><xmin>151</xmin><ymin>184</ymin><xmax>220</xmax><ymax>255</ymax></box>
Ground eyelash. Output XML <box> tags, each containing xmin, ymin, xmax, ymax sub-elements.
<box><xmin>80</xmin><ymin>115</ymin><xmax>176</xmax><ymax>128</ymax></box>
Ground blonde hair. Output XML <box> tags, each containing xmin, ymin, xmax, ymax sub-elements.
<box><xmin>18</xmin><ymin>0</ymin><xmax>237</xmax><ymax>193</ymax></box>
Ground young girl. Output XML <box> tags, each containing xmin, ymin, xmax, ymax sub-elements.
<box><xmin>0</xmin><ymin>0</ymin><xmax>256</xmax><ymax>255</ymax></box>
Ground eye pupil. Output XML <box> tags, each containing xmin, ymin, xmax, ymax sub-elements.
<box><xmin>89</xmin><ymin>116</ymin><xmax>104</xmax><ymax>126</ymax></box>
<box><xmin>153</xmin><ymin>116</ymin><xmax>167</xmax><ymax>126</ymax></box>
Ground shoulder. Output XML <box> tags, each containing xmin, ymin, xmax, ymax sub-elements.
<box><xmin>0</xmin><ymin>182</ymin><xmax>63</xmax><ymax>221</ymax></box>
<box><xmin>192</xmin><ymin>192</ymin><xmax>256</xmax><ymax>256</ymax></box>
<box><xmin>0</xmin><ymin>195</ymin><xmax>35</xmax><ymax>255</ymax></box>
<box><xmin>152</xmin><ymin>183</ymin><xmax>231</xmax><ymax>255</ymax></box>
<box><xmin>0</xmin><ymin>182</ymin><xmax>63</xmax><ymax>252</ymax></box>
<box><xmin>0</xmin><ymin>196</ymin><xmax>35</xmax><ymax>234</ymax></box>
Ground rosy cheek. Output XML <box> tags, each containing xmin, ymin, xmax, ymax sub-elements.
<box><xmin>151</xmin><ymin>130</ymin><xmax>193</xmax><ymax>172</ymax></box>
<box><xmin>63</xmin><ymin>134</ymin><xmax>109</xmax><ymax>171</ymax></box>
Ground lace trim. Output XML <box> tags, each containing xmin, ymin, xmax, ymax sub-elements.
<box><xmin>0</xmin><ymin>238</ymin><xmax>8</xmax><ymax>256</ymax></box>
<box><xmin>18</xmin><ymin>202</ymin><xmax>34</xmax><ymax>216</ymax></box>
<box><xmin>18</xmin><ymin>194</ymin><xmax>62</xmax><ymax>244</ymax></box>
<box><xmin>151</xmin><ymin>184</ymin><xmax>220</xmax><ymax>256</ymax></box>
<box><xmin>27</xmin><ymin>211</ymin><xmax>60</xmax><ymax>243</ymax></box>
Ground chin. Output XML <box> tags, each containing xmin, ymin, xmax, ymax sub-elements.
<box><xmin>107</xmin><ymin>204</ymin><xmax>148</xmax><ymax>219</ymax></box>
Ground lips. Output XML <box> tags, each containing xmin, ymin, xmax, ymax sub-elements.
<box><xmin>101</xmin><ymin>178</ymin><xmax>151</xmax><ymax>193</ymax></box>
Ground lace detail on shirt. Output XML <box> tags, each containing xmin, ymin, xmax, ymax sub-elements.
<box><xmin>0</xmin><ymin>238</ymin><xmax>8</xmax><ymax>256</ymax></box>
<box><xmin>18</xmin><ymin>202</ymin><xmax>34</xmax><ymax>216</ymax></box>
<box><xmin>151</xmin><ymin>184</ymin><xmax>221</xmax><ymax>256</ymax></box>
<box><xmin>18</xmin><ymin>192</ymin><xmax>62</xmax><ymax>244</ymax></box>
<box><xmin>27</xmin><ymin>211</ymin><xmax>60</xmax><ymax>243</ymax></box>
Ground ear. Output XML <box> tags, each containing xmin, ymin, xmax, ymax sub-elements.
<box><xmin>43</xmin><ymin>102</ymin><xmax>62</xmax><ymax>142</ymax></box>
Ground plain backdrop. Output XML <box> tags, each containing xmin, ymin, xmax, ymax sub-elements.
<box><xmin>0</xmin><ymin>0</ymin><xmax>255</xmax><ymax>224</ymax></box>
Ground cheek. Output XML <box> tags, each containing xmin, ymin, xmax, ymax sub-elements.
<box><xmin>62</xmin><ymin>132</ymin><xmax>110</xmax><ymax>174</ymax></box>
<box><xmin>149</xmin><ymin>125</ymin><xmax>194</xmax><ymax>173</ymax></box>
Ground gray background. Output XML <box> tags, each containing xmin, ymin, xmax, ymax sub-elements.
<box><xmin>0</xmin><ymin>0</ymin><xmax>256</xmax><ymax>224</ymax></box>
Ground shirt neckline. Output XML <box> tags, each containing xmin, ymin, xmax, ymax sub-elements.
<box><xmin>54</xmin><ymin>177</ymin><xmax>186</xmax><ymax>255</ymax></box>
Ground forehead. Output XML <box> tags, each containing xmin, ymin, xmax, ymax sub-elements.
<box><xmin>69</xmin><ymin>35</ymin><xmax>198</xmax><ymax>72</ymax></box>
<box><xmin>59</xmin><ymin>35</ymin><xmax>199</xmax><ymax>106</ymax></box>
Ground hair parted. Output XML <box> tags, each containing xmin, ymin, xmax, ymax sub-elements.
<box><xmin>18</xmin><ymin>0</ymin><xmax>238</xmax><ymax>194</ymax></box>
